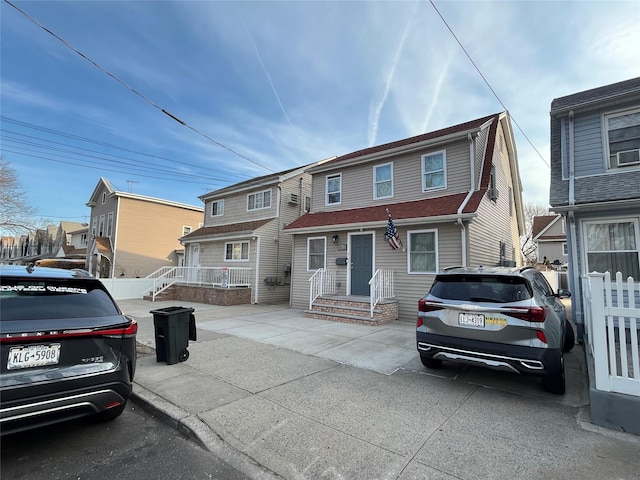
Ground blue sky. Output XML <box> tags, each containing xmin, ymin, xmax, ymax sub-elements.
<box><xmin>2</xmin><ymin>0</ymin><xmax>639</xmax><ymax>230</ymax></box>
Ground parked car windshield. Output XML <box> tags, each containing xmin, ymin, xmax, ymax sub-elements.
<box><xmin>0</xmin><ymin>278</ymin><xmax>120</xmax><ymax>321</ymax></box>
<box><xmin>429</xmin><ymin>274</ymin><xmax>533</xmax><ymax>303</ymax></box>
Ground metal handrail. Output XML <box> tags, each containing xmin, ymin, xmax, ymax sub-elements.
<box><xmin>369</xmin><ymin>269</ymin><xmax>395</xmax><ymax>317</ymax></box>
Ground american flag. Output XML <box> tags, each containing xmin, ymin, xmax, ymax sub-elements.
<box><xmin>385</xmin><ymin>212</ymin><xmax>402</xmax><ymax>250</ymax></box>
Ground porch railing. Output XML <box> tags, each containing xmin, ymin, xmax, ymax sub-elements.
<box><xmin>149</xmin><ymin>266</ymin><xmax>252</xmax><ymax>301</ymax></box>
<box><xmin>309</xmin><ymin>268</ymin><xmax>336</xmax><ymax>309</ymax></box>
<box><xmin>369</xmin><ymin>269</ymin><xmax>395</xmax><ymax>317</ymax></box>
<box><xmin>582</xmin><ymin>272</ymin><xmax>640</xmax><ymax>397</ymax></box>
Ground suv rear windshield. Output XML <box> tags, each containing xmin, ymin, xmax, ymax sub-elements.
<box><xmin>0</xmin><ymin>278</ymin><xmax>120</xmax><ymax>321</ymax></box>
<box><xmin>429</xmin><ymin>275</ymin><xmax>533</xmax><ymax>303</ymax></box>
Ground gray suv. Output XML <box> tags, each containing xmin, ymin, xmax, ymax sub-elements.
<box><xmin>416</xmin><ymin>266</ymin><xmax>573</xmax><ymax>394</ymax></box>
<box><xmin>1</xmin><ymin>265</ymin><xmax>137</xmax><ymax>434</ymax></box>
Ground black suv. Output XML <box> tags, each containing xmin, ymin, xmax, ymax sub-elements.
<box><xmin>417</xmin><ymin>266</ymin><xmax>573</xmax><ymax>394</ymax></box>
<box><xmin>1</xmin><ymin>265</ymin><xmax>137</xmax><ymax>435</ymax></box>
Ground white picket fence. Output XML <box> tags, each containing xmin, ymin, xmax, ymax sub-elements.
<box><xmin>582</xmin><ymin>272</ymin><xmax>640</xmax><ymax>396</ymax></box>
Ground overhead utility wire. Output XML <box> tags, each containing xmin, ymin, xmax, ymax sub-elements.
<box><xmin>1</xmin><ymin>131</ymin><xmax>246</xmax><ymax>183</ymax></box>
<box><xmin>428</xmin><ymin>0</ymin><xmax>550</xmax><ymax>168</ymax></box>
<box><xmin>4</xmin><ymin>0</ymin><xmax>276</xmax><ymax>174</ymax></box>
<box><xmin>2</xmin><ymin>116</ymin><xmax>249</xmax><ymax>182</ymax></box>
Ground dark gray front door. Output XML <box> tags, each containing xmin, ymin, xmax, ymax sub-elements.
<box><xmin>350</xmin><ymin>234</ymin><xmax>373</xmax><ymax>296</ymax></box>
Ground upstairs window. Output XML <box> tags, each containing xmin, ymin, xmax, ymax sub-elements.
<box><xmin>211</xmin><ymin>200</ymin><xmax>224</xmax><ymax>216</ymax></box>
<box><xmin>182</xmin><ymin>225</ymin><xmax>192</xmax><ymax>237</ymax></box>
<box><xmin>606</xmin><ymin>109</ymin><xmax>640</xmax><ymax>168</ymax></box>
<box><xmin>98</xmin><ymin>215</ymin><xmax>105</xmax><ymax>237</ymax></box>
<box><xmin>422</xmin><ymin>151</ymin><xmax>446</xmax><ymax>191</ymax></box>
<box><xmin>248</xmin><ymin>190</ymin><xmax>271</xmax><ymax>211</ymax></box>
<box><xmin>106</xmin><ymin>213</ymin><xmax>113</xmax><ymax>237</ymax></box>
<box><xmin>374</xmin><ymin>163</ymin><xmax>393</xmax><ymax>199</ymax></box>
<box><xmin>326</xmin><ymin>174</ymin><xmax>341</xmax><ymax>205</ymax></box>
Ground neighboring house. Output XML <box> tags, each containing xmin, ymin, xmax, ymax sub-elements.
<box><xmin>549</xmin><ymin>77</ymin><xmax>640</xmax><ymax>434</ymax></box>
<box><xmin>181</xmin><ymin>165</ymin><xmax>314</xmax><ymax>304</ymax></box>
<box><xmin>284</xmin><ymin>112</ymin><xmax>525</xmax><ymax>324</ymax></box>
<box><xmin>54</xmin><ymin>224</ymin><xmax>89</xmax><ymax>259</ymax></box>
<box><xmin>549</xmin><ymin>77</ymin><xmax>640</xmax><ymax>334</ymax></box>
<box><xmin>532</xmin><ymin>214</ymin><xmax>567</xmax><ymax>265</ymax></box>
<box><xmin>86</xmin><ymin>178</ymin><xmax>203</xmax><ymax>278</ymax></box>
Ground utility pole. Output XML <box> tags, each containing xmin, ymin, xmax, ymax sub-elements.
<box><xmin>126</xmin><ymin>180</ymin><xmax>139</xmax><ymax>193</ymax></box>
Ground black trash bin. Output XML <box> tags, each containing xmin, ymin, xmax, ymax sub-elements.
<box><xmin>150</xmin><ymin>306</ymin><xmax>195</xmax><ymax>365</ymax></box>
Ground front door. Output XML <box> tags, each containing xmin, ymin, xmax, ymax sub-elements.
<box><xmin>188</xmin><ymin>244</ymin><xmax>200</xmax><ymax>282</ymax></box>
<box><xmin>350</xmin><ymin>234</ymin><xmax>373</xmax><ymax>296</ymax></box>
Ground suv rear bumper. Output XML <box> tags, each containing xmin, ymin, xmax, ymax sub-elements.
<box><xmin>0</xmin><ymin>381</ymin><xmax>132</xmax><ymax>435</ymax></box>
<box><xmin>417</xmin><ymin>332</ymin><xmax>561</xmax><ymax>376</ymax></box>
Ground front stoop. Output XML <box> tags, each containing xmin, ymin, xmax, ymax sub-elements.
<box><xmin>306</xmin><ymin>295</ymin><xmax>398</xmax><ymax>326</ymax></box>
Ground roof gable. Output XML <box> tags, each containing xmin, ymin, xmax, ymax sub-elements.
<box><xmin>532</xmin><ymin>215</ymin><xmax>561</xmax><ymax>240</ymax></box>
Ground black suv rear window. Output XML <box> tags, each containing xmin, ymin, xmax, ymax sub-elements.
<box><xmin>0</xmin><ymin>278</ymin><xmax>120</xmax><ymax>321</ymax></box>
<box><xmin>429</xmin><ymin>275</ymin><xmax>533</xmax><ymax>303</ymax></box>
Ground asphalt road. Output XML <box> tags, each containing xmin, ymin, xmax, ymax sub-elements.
<box><xmin>1</xmin><ymin>400</ymin><xmax>251</xmax><ymax>480</ymax></box>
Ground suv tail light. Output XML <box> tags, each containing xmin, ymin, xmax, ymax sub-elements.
<box><xmin>508</xmin><ymin>306</ymin><xmax>547</xmax><ymax>323</ymax></box>
<box><xmin>418</xmin><ymin>299</ymin><xmax>443</xmax><ymax>313</ymax></box>
<box><xmin>0</xmin><ymin>319</ymin><xmax>138</xmax><ymax>343</ymax></box>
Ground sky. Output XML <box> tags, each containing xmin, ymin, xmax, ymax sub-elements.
<box><xmin>2</xmin><ymin>0</ymin><xmax>639</xmax><ymax>232</ymax></box>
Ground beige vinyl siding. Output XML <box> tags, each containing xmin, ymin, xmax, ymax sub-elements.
<box><xmin>204</xmin><ymin>187</ymin><xmax>277</xmax><ymax>226</ymax></box>
<box><xmin>311</xmin><ymin>139</ymin><xmax>473</xmax><ymax>212</ymax></box>
<box><xmin>468</xmin><ymin>126</ymin><xmax>520</xmax><ymax>267</ymax></box>
<box><xmin>114</xmin><ymin>197</ymin><xmax>203</xmax><ymax>277</ymax></box>
<box><xmin>289</xmin><ymin>222</ymin><xmax>462</xmax><ymax>322</ymax></box>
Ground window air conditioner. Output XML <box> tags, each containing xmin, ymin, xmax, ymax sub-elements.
<box><xmin>617</xmin><ymin>149</ymin><xmax>640</xmax><ymax>166</ymax></box>
<box><xmin>288</xmin><ymin>193</ymin><xmax>299</xmax><ymax>205</ymax></box>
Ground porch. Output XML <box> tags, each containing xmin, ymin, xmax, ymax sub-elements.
<box><xmin>581</xmin><ymin>272</ymin><xmax>640</xmax><ymax>435</ymax></box>
<box><xmin>306</xmin><ymin>268</ymin><xmax>398</xmax><ymax>325</ymax></box>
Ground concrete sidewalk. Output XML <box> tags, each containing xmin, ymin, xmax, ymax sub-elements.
<box><xmin>120</xmin><ymin>299</ymin><xmax>640</xmax><ymax>480</ymax></box>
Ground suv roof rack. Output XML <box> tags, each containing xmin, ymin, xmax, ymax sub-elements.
<box><xmin>519</xmin><ymin>266</ymin><xmax>537</xmax><ymax>274</ymax></box>
<box><xmin>442</xmin><ymin>266</ymin><xmax>464</xmax><ymax>271</ymax></box>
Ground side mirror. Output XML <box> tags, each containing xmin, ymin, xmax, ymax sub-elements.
<box><xmin>557</xmin><ymin>289</ymin><xmax>571</xmax><ymax>299</ymax></box>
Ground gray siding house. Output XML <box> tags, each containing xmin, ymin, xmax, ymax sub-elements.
<box><xmin>285</xmin><ymin>112</ymin><xmax>525</xmax><ymax>324</ymax></box>
<box><xmin>532</xmin><ymin>214</ymin><xmax>567</xmax><ymax>265</ymax></box>
<box><xmin>549</xmin><ymin>77</ymin><xmax>640</xmax><ymax>434</ymax></box>
<box><xmin>181</xmin><ymin>165</ymin><xmax>313</xmax><ymax>304</ymax></box>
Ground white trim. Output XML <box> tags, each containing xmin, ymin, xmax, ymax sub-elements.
<box><xmin>224</xmin><ymin>240</ymin><xmax>251</xmax><ymax>262</ymax></box>
<box><xmin>210</xmin><ymin>199</ymin><xmax>224</xmax><ymax>217</ymax></box>
<box><xmin>346</xmin><ymin>231</ymin><xmax>376</xmax><ymax>295</ymax></box>
<box><xmin>373</xmin><ymin>163</ymin><xmax>393</xmax><ymax>200</ymax></box>
<box><xmin>581</xmin><ymin>216</ymin><xmax>640</xmax><ymax>279</ymax></box>
<box><xmin>407</xmin><ymin>228</ymin><xmax>439</xmax><ymax>274</ymax></box>
<box><xmin>306</xmin><ymin>236</ymin><xmax>327</xmax><ymax>271</ymax></box>
<box><xmin>247</xmin><ymin>189</ymin><xmax>272</xmax><ymax>211</ymax></box>
<box><xmin>326</xmin><ymin>173</ymin><xmax>342</xmax><ymax>206</ymax></box>
<box><xmin>603</xmin><ymin>107</ymin><xmax>640</xmax><ymax>171</ymax></box>
<box><xmin>421</xmin><ymin>150</ymin><xmax>447</xmax><ymax>192</ymax></box>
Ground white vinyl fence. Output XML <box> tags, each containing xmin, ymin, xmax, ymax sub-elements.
<box><xmin>582</xmin><ymin>272</ymin><xmax>640</xmax><ymax>396</ymax></box>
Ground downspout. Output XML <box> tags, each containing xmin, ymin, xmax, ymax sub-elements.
<box><xmin>254</xmin><ymin>235</ymin><xmax>261</xmax><ymax>304</ymax></box>
<box><xmin>456</xmin><ymin>133</ymin><xmax>476</xmax><ymax>267</ymax></box>
<box><xmin>567</xmin><ymin>110</ymin><xmax>583</xmax><ymax>340</ymax></box>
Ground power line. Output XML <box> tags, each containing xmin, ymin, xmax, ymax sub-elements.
<box><xmin>3</xmin><ymin>0</ymin><xmax>277</xmax><ymax>174</ymax></box>
<box><xmin>428</xmin><ymin>0</ymin><xmax>550</xmax><ymax>169</ymax></box>
<box><xmin>2</xmin><ymin>116</ymin><xmax>249</xmax><ymax>182</ymax></box>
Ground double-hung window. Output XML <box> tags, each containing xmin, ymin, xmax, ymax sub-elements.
<box><xmin>106</xmin><ymin>212</ymin><xmax>113</xmax><ymax>237</ymax></box>
<box><xmin>374</xmin><ymin>163</ymin><xmax>393</xmax><ymax>199</ymax></box>
<box><xmin>211</xmin><ymin>200</ymin><xmax>224</xmax><ymax>217</ymax></box>
<box><xmin>422</xmin><ymin>151</ymin><xmax>446</xmax><ymax>191</ymax></box>
<box><xmin>408</xmin><ymin>230</ymin><xmax>438</xmax><ymax>273</ymax></box>
<box><xmin>225</xmin><ymin>241</ymin><xmax>249</xmax><ymax>261</ymax></box>
<box><xmin>248</xmin><ymin>190</ymin><xmax>271</xmax><ymax>211</ymax></box>
<box><xmin>605</xmin><ymin>109</ymin><xmax>640</xmax><ymax>168</ymax></box>
<box><xmin>326</xmin><ymin>174</ymin><xmax>341</xmax><ymax>205</ymax></box>
<box><xmin>584</xmin><ymin>219</ymin><xmax>640</xmax><ymax>279</ymax></box>
<box><xmin>307</xmin><ymin>237</ymin><xmax>326</xmax><ymax>270</ymax></box>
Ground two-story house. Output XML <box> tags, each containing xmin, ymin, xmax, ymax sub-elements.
<box><xmin>86</xmin><ymin>177</ymin><xmax>203</xmax><ymax>278</ymax></box>
<box><xmin>549</xmin><ymin>78</ymin><xmax>640</xmax><ymax>434</ymax></box>
<box><xmin>549</xmin><ymin>77</ymin><xmax>640</xmax><ymax>336</ymax></box>
<box><xmin>180</xmin><ymin>165</ymin><xmax>314</xmax><ymax>304</ymax></box>
<box><xmin>285</xmin><ymin>112</ymin><xmax>525</xmax><ymax>324</ymax></box>
<box><xmin>532</xmin><ymin>214</ymin><xmax>567</xmax><ymax>266</ymax></box>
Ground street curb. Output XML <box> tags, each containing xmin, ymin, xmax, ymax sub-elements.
<box><xmin>131</xmin><ymin>382</ymin><xmax>283</xmax><ymax>480</ymax></box>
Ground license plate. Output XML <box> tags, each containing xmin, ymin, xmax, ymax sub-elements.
<box><xmin>7</xmin><ymin>344</ymin><xmax>61</xmax><ymax>370</ymax></box>
<box><xmin>458</xmin><ymin>313</ymin><xmax>485</xmax><ymax>328</ymax></box>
